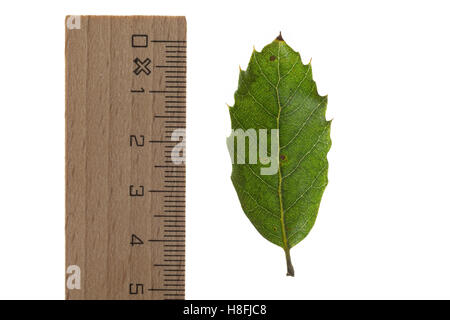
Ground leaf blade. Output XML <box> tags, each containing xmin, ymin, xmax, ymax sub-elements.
<box><xmin>228</xmin><ymin>36</ymin><xmax>331</xmax><ymax>276</ymax></box>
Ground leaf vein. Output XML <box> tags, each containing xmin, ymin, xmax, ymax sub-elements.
<box><xmin>280</xmin><ymin>55</ymin><xmax>300</xmax><ymax>81</ymax></box>
<box><xmin>233</xmin><ymin>182</ymin><xmax>278</xmax><ymax>219</ymax></box>
<box><xmin>280</xmin><ymin>97</ymin><xmax>327</xmax><ymax>150</ymax></box>
<box><xmin>283</xmin><ymin>63</ymin><xmax>312</xmax><ymax>109</ymax></box>
<box><xmin>240</xmin><ymin>77</ymin><xmax>277</xmax><ymax>119</ymax></box>
<box><xmin>280</xmin><ymin>83</ymin><xmax>316</xmax><ymax>118</ymax></box>
<box><xmin>284</xmin><ymin>163</ymin><xmax>327</xmax><ymax>214</ymax></box>
<box><xmin>283</xmin><ymin>122</ymin><xmax>330</xmax><ymax>179</ymax></box>
<box><xmin>253</xmin><ymin>52</ymin><xmax>276</xmax><ymax>88</ymax></box>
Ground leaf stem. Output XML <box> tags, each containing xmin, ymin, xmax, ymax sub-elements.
<box><xmin>284</xmin><ymin>248</ymin><xmax>295</xmax><ymax>276</ymax></box>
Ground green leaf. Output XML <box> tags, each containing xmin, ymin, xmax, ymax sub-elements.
<box><xmin>227</xmin><ymin>34</ymin><xmax>331</xmax><ymax>276</ymax></box>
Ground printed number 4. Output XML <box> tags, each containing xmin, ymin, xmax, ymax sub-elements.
<box><xmin>130</xmin><ymin>234</ymin><xmax>144</xmax><ymax>246</ymax></box>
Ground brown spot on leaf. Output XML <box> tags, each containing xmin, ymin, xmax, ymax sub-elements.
<box><xmin>270</xmin><ymin>55</ymin><xmax>276</xmax><ymax>61</ymax></box>
<box><xmin>280</xmin><ymin>154</ymin><xmax>287</xmax><ymax>161</ymax></box>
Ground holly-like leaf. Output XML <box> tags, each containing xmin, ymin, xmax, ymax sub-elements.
<box><xmin>227</xmin><ymin>34</ymin><xmax>331</xmax><ymax>276</ymax></box>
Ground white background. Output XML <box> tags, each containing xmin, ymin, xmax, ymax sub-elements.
<box><xmin>0</xmin><ymin>0</ymin><xmax>449</xmax><ymax>299</ymax></box>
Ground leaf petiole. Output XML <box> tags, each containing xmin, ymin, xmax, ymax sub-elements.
<box><xmin>284</xmin><ymin>248</ymin><xmax>295</xmax><ymax>277</ymax></box>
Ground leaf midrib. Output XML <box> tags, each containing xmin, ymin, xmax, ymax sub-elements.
<box><xmin>248</xmin><ymin>41</ymin><xmax>323</xmax><ymax>250</ymax></box>
<box><xmin>273</xmin><ymin>41</ymin><xmax>290</xmax><ymax>253</ymax></box>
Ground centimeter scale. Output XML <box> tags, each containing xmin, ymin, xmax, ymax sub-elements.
<box><xmin>65</xmin><ymin>16</ymin><xmax>187</xmax><ymax>300</ymax></box>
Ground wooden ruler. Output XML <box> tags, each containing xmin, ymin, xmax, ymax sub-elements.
<box><xmin>65</xmin><ymin>16</ymin><xmax>186</xmax><ymax>300</ymax></box>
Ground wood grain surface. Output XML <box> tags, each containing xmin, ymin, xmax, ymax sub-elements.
<box><xmin>66</xmin><ymin>16</ymin><xmax>186</xmax><ymax>300</ymax></box>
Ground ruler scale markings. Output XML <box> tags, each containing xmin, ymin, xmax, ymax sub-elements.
<box><xmin>164</xmin><ymin>269</ymin><xmax>185</xmax><ymax>272</ymax></box>
<box><xmin>154</xmin><ymin>215</ymin><xmax>185</xmax><ymax>218</ymax></box>
<box><xmin>164</xmin><ymin>278</ymin><xmax>185</xmax><ymax>280</ymax></box>
<box><xmin>149</xmin><ymin>90</ymin><xmax>185</xmax><ymax>93</ymax></box>
<box><xmin>156</xmin><ymin>65</ymin><xmax>186</xmax><ymax>68</ymax></box>
<box><xmin>151</xmin><ymin>40</ymin><xmax>186</xmax><ymax>43</ymax></box>
<box><xmin>66</xmin><ymin>16</ymin><xmax>186</xmax><ymax>300</ymax></box>
<box><xmin>155</xmin><ymin>116</ymin><xmax>186</xmax><ymax>119</ymax></box>
<box><xmin>148</xmin><ymin>240</ymin><xmax>184</xmax><ymax>243</ymax></box>
<box><xmin>164</xmin><ymin>285</ymin><xmax>185</xmax><ymax>287</ymax></box>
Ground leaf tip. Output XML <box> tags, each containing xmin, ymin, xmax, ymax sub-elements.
<box><xmin>275</xmin><ymin>31</ymin><xmax>284</xmax><ymax>42</ymax></box>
